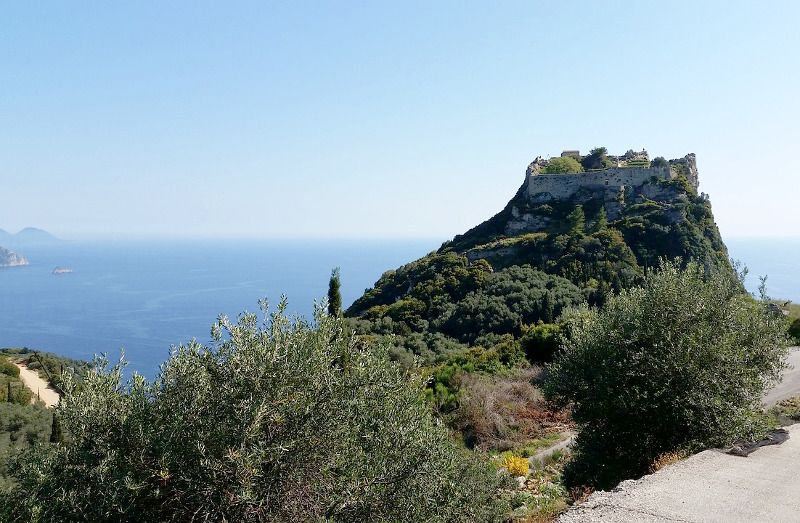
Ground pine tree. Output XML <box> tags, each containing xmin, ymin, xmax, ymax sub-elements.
<box><xmin>50</xmin><ymin>412</ymin><xmax>63</xmax><ymax>443</ymax></box>
<box><xmin>592</xmin><ymin>206</ymin><xmax>608</xmax><ymax>233</ymax></box>
<box><xmin>567</xmin><ymin>206</ymin><xmax>586</xmax><ymax>236</ymax></box>
<box><xmin>327</xmin><ymin>267</ymin><xmax>342</xmax><ymax>317</ymax></box>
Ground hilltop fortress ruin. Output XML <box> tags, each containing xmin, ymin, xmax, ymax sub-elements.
<box><xmin>525</xmin><ymin>149</ymin><xmax>699</xmax><ymax>201</ymax></box>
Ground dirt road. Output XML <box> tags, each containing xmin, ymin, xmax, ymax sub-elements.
<box><xmin>15</xmin><ymin>363</ymin><xmax>60</xmax><ymax>407</ymax></box>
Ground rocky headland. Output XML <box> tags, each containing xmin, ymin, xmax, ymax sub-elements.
<box><xmin>0</xmin><ymin>246</ymin><xmax>29</xmax><ymax>267</ymax></box>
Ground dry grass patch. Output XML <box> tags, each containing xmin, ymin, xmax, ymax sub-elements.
<box><xmin>455</xmin><ymin>367</ymin><xmax>569</xmax><ymax>451</ymax></box>
<box><xmin>772</xmin><ymin>395</ymin><xmax>800</xmax><ymax>422</ymax></box>
<box><xmin>648</xmin><ymin>449</ymin><xmax>690</xmax><ymax>473</ymax></box>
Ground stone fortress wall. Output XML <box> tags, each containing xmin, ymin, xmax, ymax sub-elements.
<box><xmin>525</xmin><ymin>151</ymin><xmax>699</xmax><ymax>200</ymax></box>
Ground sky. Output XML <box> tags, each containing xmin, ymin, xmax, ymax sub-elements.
<box><xmin>2</xmin><ymin>1</ymin><xmax>799</xmax><ymax>240</ymax></box>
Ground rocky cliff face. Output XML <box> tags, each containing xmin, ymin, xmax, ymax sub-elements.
<box><xmin>0</xmin><ymin>246</ymin><xmax>29</xmax><ymax>267</ymax></box>
<box><xmin>446</xmin><ymin>160</ymin><xmax>725</xmax><ymax>275</ymax></box>
<box><xmin>505</xmin><ymin>176</ymin><xmax>690</xmax><ymax>235</ymax></box>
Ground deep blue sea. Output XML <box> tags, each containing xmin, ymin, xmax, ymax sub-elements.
<box><xmin>1</xmin><ymin>238</ymin><xmax>797</xmax><ymax>377</ymax></box>
<box><xmin>0</xmin><ymin>239</ymin><xmax>436</xmax><ymax>376</ymax></box>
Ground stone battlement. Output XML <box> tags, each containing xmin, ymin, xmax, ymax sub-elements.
<box><xmin>525</xmin><ymin>152</ymin><xmax>698</xmax><ymax>201</ymax></box>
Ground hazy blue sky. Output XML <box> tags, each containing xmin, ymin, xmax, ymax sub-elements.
<box><xmin>2</xmin><ymin>1</ymin><xmax>798</xmax><ymax>239</ymax></box>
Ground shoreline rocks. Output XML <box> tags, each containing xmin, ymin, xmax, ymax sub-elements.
<box><xmin>0</xmin><ymin>246</ymin><xmax>29</xmax><ymax>267</ymax></box>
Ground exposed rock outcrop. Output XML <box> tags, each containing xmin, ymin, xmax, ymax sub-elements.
<box><xmin>0</xmin><ymin>246</ymin><xmax>29</xmax><ymax>267</ymax></box>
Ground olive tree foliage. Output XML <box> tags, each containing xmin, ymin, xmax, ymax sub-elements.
<box><xmin>2</xmin><ymin>301</ymin><xmax>509</xmax><ymax>522</ymax></box>
<box><xmin>544</xmin><ymin>260</ymin><xmax>790</xmax><ymax>489</ymax></box>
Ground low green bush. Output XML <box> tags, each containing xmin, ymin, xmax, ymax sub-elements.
<box><xmin>0</xmin><ymin>403</ymin><xmax>51</xmax><ymax>490</ymax></box>
<box><xmin>0</xmin><ymin>375</ymin><xmax>32</xmax><ymax>405</ymax></box>
<box><xmin>0</xmin><ymin>357</ymin><xmax>19</xmax><ymax>378</ymax></box>
<box><xmin>520</xmin><ymin>322</ymin><xmax>563</xmax><ymax>362</ymax></box>
<box><xmin>788</xmin><ymin>318</ymin><xmax>800</xmax><ymax>344</ymax></box>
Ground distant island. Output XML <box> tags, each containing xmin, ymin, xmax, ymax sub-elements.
<box><xmin>0</xmin><ymin>227</ymin><xmax>60</xmax><ymax>248</ymax></box>
<box><xmin>52</xmin><ymin>267</ymin><xmax>73</xmax><ymax>275</ymax></box>
<box><xmin>0</xmin><ymin>246</ymin><xmax>29</xmax><ymax>267</ymax></box>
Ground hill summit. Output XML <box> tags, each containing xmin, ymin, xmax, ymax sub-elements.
<box><xmin>347</xmin><ymin>148</ymin><xmax>730</xmax><ymax>364</ymax></box>
<box><xmin>0</xmin><ymin>227</ymin><xmax>60</xmax><ymax>247</ymax></box>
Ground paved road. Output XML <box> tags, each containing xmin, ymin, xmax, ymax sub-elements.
<box><xmin>558</xmin><ymin>423</ymin><xmax>800</xmax><ymax>523</ymax></box>
<box><xmin>763</xmin><ymin>346</ymin><xmax>800</xmax><ymax>406</ymax></box>
<box><xmin>15</xmin><ymin>363</ymin><xmax>60</xmax><ymax>407</ymax></box>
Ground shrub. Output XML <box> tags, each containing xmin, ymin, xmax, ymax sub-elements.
<box><xmin>545</xmin><ymin>260</ymin><xmax>790</xmax><ymax>489</ymax></box>
<box><xmin>0</xmin><ymin>403</ymin><xmax>51</xmax><ymax>489</ymax></box>
<box><xmin>520</xmin><ymin>322</ymin><xmax>563</xmax><ymax>363</ymax></box>
<box><xmin>0</xmin><ymin>357</ymin><xmax>19</xmax><ymax>378</ymax></box>
<box><xmin>651</xmin><ymin>156</ymin><xmax>669</xmax><ymax>169</ymax></box>
<box><xmin>542</xmin><ymin>157</ymin><xmax>583</xmax><ymax>174</ymax></box>
<box><xmin>1</xmin><ymin>302</ymin><xmax>510</xmax><ymax>522</ymax></box>
<box><xmin>580</xmin><ymin>147</ymin><xmax>614</xmax><ymax>170</ymax></box>
<box><xmin>788</xmin><ymin>318</ymin><xmax>800</xmax><ymax>343</ymax></box>
<box><xmin>454</xmin><ymin>368</ymin><xmax>567</xmax><ymax>451</ymax></box>
<box><xmin>501</xmin><ymin>454</ymin><xmax>529</xmax><ymax>477</ymax></box>
<box><xmin>0</xmin><ymin>375</ymin><xmax>32</xmax><ymax>405</ymax></box>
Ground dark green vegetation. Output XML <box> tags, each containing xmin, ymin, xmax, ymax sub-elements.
<box><xmin>1</xmin><ymin>304</ymin><xmax>510</xmax><ymax>523</ymax></box>
<box><xmin>0</xmin><ymin>355</ymin><xmax>32</xmax><ymax>406</ymax></box>
<box><xmin>328</xmin><ymin>266</ymin><xmax>342</xmax><ymax>316</ymax></box>
<box><xmin>790</xmin><ymin>318</ymin><xmax>800</xmax><ymax>343</ymax></box>
<box><xmin>580</xmin><ymin>147</ymin><xmax>616</xmax><ymax>170</ymax></box>
<box><xmin>780</xmin><ymin>302</ymin><xmax>800</xmax><ymax>343</ymax></box>
<box><xmin>349</xmin><ymin>258</ymin><xmax>582</xmax><ymax>365</ymax></box>
<box><xmin>0</xmin><ymin>404</ymin><xmax>52</xmax><ymax>491</ymax></box>
<box><xmin>544</xmin><ymin>260</ymin><xmax>791</xmax><ymax>489</ymax></box>
<box><xmin>0</xmin><ymin>354</ymin><xmax>54</xmax><ymax>490</ymax></box>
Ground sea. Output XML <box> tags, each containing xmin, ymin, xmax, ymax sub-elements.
<box><xmin>1</xmin><ymin>238</ymin><xmax>798</xmax><ymax>377</ymax></box>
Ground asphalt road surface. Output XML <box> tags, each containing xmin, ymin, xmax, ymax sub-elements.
<box><xmin>763</xmin><ymin>346</ymin><xmax>800</xmax><ymax>406</ymax></box>
<box><xmin>557</xmin><ymin>423</ymin><xmax>800</xmax><ymax>522</ymax></box>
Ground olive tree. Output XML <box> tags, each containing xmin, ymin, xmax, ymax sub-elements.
<box><xmin>544</xmin><ymin>260</ymin><xmax>790</xmax><ymax>489</ymax></box>
<box><xmin>2</xmin><ymin>301</ymin><xmax>509</xmax><ymax>522</ymax></box>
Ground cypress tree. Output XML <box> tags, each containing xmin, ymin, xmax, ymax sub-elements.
<box><xmin>50</xmin><ymin>412</ymin><xmax>63</xmax><ymax>443</ymax></box>
<box><xmin>541</xmin><ymin>291</ymin><xmax>554</xmax><ymax>324</ymax></box>
<box><xmin>327</xmin><ymin>267</ymin><xmax>342</xmax><ymax>317</ymax></box>
<box><xmin>6</xmin><ymin>382</ymin><xmax>11</xmax><ymax>403</ymax></box>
